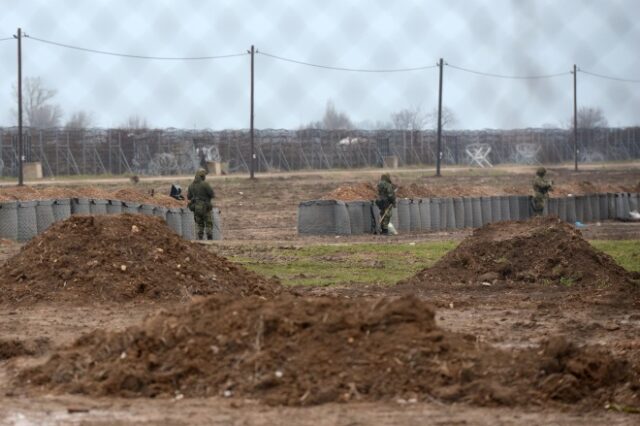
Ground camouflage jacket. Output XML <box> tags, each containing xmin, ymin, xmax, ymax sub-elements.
<box><xmin>187</xmin><ymin>178</ymin><xmax>215</xmax><ymax>203</ymax></box>
<box><xmin>377</xmin><ymin>180</ymin><xmax>396</xmax><ymax>205</ymax></box>
<box><xmin>532</xmin><ymin>176</ymin><xmax>552</xmax><ymax>197</ymax></box>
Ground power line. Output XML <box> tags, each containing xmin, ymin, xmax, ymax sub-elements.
<box><xmin>446</xmin><ymin>63</ymin><xmax>570</xmax><ymax>80</ymax></box>
<box><xmin>578</xmin><ymin>69</ymin><xmax>640</xmax><ymax>83</ymax></box>
<box><xmin>24</xmin><ymin>34</ymin><xmax>248</xmax><ymax>61</ymax></box>
<box><xmin>258</xmin><ymin>51</ymin><xmax>439</xmax><ymax>73</ymax></box>
<box><xmin>0</xmin><ymin>36</ymin><xmax>14</xmax><ymax>42</ymax></box>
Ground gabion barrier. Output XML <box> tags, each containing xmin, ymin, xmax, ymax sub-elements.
<box><xmin>629</xmin><ymin>193</ymin><xmax>639</xmax><ymax>212</ymax></box>
<box><xmin>35</xmin><ymin>200</ymin><xmax>56</xmax><ymax>234</ymax></box>
<box><xmin>0</xmin><ymin>197</ymin><xmax>223</xmax><ymax>242</ymax></box>
<box><xmin>500</xmin><ymin>196</ymin><xmax>511</xmax><ymax>221</ymax></box>
<box><xmin>409</xmin><ymin>200</ymin><xmax>421</xmax><ymax>232</ymax></box>
<box><xmin>345</xmin><ymin>201</ymin><xmax>366</xmax><ymax>235</ymax></box>
<box><xmin>154</xmin><ymin>206</ymin><xmax>168</xmax><ymax>220</ymax></box>
<box><xmin>166</xmin><ymin>208</ymin><xmax>183</xmax><ymax>236</ymax></box>
<box><xmin>0</xmin><ymin>201</ymin><xmax>18</xmax><ymax>240</ymax></box>
<box><xmin>491</xmin><ymin>196</ymin><xmax>502</xmax><ymax>223</ymax></box>
<box><xmin>107</xmin><ymin>200</ymin><xmax>123</xmax><ymax>215</ymax></box>
<box><xmin>509</xmin><ymin>196</ymin><xmax>520</xmax><ymax>220</ymax></box>
<box><xmin>418</xmin><ymin>199</ymin><xmax>429</xmax><ymax>232</ymax></box>
<box><xmin>429</xmin><ymin>198</ymin><xmax>441</xmax><ymax>230</ymax></box>
<box><xmin>481</xmin><ymin>197</ymin><xmax>492</xmax><ymax>226</ymax></box>
<box><xmin>211</xmin><ymin>208</ymin><xmax>223</xmax><ymax>241</ymax></box>
<box><xmin>298</xmin><ymin>200</ymin><xmax>351</xmax><ymax>235</ymax></box>
<box><xmin>548</xmin><ymin>198</ymin><xmax>559</xmax><ymax>219</ymax></box>
<box><xmin>360</xmin><ymin>202</ymin><xmax>375</xmax><ymax>234</ymax></box>
<box><xmin>471</xmin><ymin>197</ymin><xmax>482</xmax><ymax>227</ymax></box>
<box><xmin>52</xmin><ymin>199</ymin><xmax>71</xmax><ymax>222</ymax></box>
<box><xmin>607</xmin><ymin>193</ymin><xmax>616</xmax><ymax>219</ymax></box>
<box><xmin>297</xmin><ymin>192</ymin><xmax>638</xmax><ymax>236</ymax></box>
<box><xmin>597</xmin><ymin>194</ymin><xmax>607</xmax><ymax>220</ymax></box>
<box><xmin>89</xmin><ymin>199</ymin><xmax>108</xmax><ymax>215</ymax></box>
<box><xmin>574</xmin><ymin>196</ymin><xmax>585</xmax><ymax>222</ymax></box>
<box><xmin>390</xmin><ymin>206</ymin><xmax>400</xmax><ymax>231</ymax></box>
<box><xmin>180</xmin><ymin>208</ymin><xmax>196</xmax><ymax>240</ymax></box>
<box><xmin>463</xmin><ymin>197</ymin><xmax>473</xmax><ymax>228</ymax></box>
<box><xmin>443</xmin><ymin>197</ymin><xmax>456</xmax><ymax>230</ymax></box>
<box><xmin>122</xmin><ymin>201</ymin><xmax>141</xmax><ymax>215</ymax></box>
<box><xmin>140</xmin><ymin>204</ymin><xmax>155</xmax><ymax>216</ymax></box>
<box><xmin>453</xmin><ymin>197</ymin><xmax>464</xmax><ymax>230</ymax></box>
<box><xmin>71</xmin><ymin>198</ymin><xmax>90</xmax><ymax>215</ymax></box>
<box><xmin>396</xmin><ymin>199</ymin><xmax>411</xmax><ymax>233</ymax></box>
<box><xmin>17</xmin><ymin>201</ymin><xmax>38</xmax><ymax>242</ymax></box>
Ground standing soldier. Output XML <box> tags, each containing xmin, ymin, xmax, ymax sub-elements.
<box><xmin>532</xmin><ymin>167</ymin><xmax>553</xmax><ymax>216</ymax></box>
<box><xmin>376</xmin><ymin>173</ymin><xmax>396</xmax><ymax>235</ymax></box>
<box><xmin>187</xmin><ymin>168</ymin><xmax>215</xmax><ymax>240</ymax></box>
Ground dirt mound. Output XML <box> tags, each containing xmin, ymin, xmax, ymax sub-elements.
<box><xmin>536</xmin><ymin>336</ymin><xmax>631</xmax><ymax>403</ymax></box>
<box><xmin>321</xmin><ymin>183</ymin><xmax>377</xmax><ymax>201</ymax></box>
<box><xmin>112</xmin><ymin>188</ymin><xmax>184</xmax><ymax>208</ymax></box>
<box><xmin>399</xmin><ymin>216</ymin><xmax>637</xmax><ymax>289</ymax></box>
<box><xmin>0</xmin><ymin>215</ymin><xmax>279</xmax><ymax>304</ymax></box>
<box><xmin>19</xmin><ymin>295</ymin><xmax>637</xmax><ymax>408</ymax></box>
<box><xmin>18</xmin><ymin>295</ymin><xmax>492</xmax><ymax>404</ymax></box>
<box><xmin>0</xmin><ymin>185</ymin><xmax>184</xmax><ymax>208</ymax></box>
<box><xmin>0</xmin><ymin>338</ymin><xmax>50</xmax><ymax>360</ymax></box>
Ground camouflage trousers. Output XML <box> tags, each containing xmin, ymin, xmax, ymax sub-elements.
<box><xmin>194</xmin><ymin>202</ymin><xmax>213</xmax><ymax>238</ymax></box>
<box><xmin>194</xmin><ymin>212</ymin><xmax>213</xmax><ymax>237</ymax></box>
<box><xmin>377</xmin><ymin>201</ymin><xmax>393</xmax><ymax>232</ymax></box>
<box><xmin>531</xmin><ymin>194</ymin><xmax>546</xmax><ymax>216</ymax></box>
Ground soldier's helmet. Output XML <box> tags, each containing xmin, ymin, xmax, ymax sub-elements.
<box><xmin>195</xmin><ymin>168</ymin><xmax>207</xmax><ymax>178</ymax></box>
<box><xmin>536</xmin><ymin>167</ymin><xmax>546</xmax><ymax>177</ymax></box>
<box><xmin>381</xmin><ymin>173</ymin><xmax>392</xmax><ymax>183</ymax></box>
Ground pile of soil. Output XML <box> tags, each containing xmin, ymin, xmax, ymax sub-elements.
<box><xmin>19</xmin><ymin>295</ymin><xmax>637</xmax><ymax>408</ymax></box>
<box><xmin>112</xmin><ymin>188</ymin><xmax>184</xmax><ymax>208</ymax></box>
<box><xmin>398</xmin><ymin>216</ymin><xmax>638</xmax><ymax>289</ymax></box>
<box><xmin>0</xmin><ymin>215</ymin><xmax>280</xmax><ymax>304</ymax></box>
<box><xmin>0</xmin><ymin>338</ymin><xmax>50</xmax><ymax>360</ymax></box>
<box><xmin>321</xmin><ymin>181</ymin><xmax>639</xmax><ymax>201</ymax></box>
<box><xmin>0</xmin><ymin>186</ymin><xmax>184</xmax><ymax>208</ymax></box>
<box><xmin>321</xmin><ymin>182</ymin><xmax>377</xmax><ymax>201</ymax></box>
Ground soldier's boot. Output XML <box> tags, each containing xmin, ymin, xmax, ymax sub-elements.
<box><xmin>207</xmin><ymin>233</ymin><xmax>213</xmax><ymax>240</ymax></box>
<box><xmin>197</xmin><ymin>232</ymin><xmax>204</xmax><ymax>240</ymax></box>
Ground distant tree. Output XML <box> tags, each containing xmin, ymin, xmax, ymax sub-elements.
<box><xmin>303</xmin><ymin>100</ymin><xmax>353</xmax><ymax>130</ymax></box>
<box><xmin>320</xmin><ymin>100</ymin><xmax>353</xmax><ymax>130</ymax></box>
<box><xmin>571</xmin><ymin>106</ymin><xmax>608</xmax><ymax>129</ymax></box>
<box><xmin>122</xmin><ymin>114</ymin><xmax>149</xmax><ymax>130</ymax></box>
<box><xmin>391</xmin><ymin>106</ymin><xmax>427</xmax><ymax>130</ymax></box>
<box><xmin>426</xmin><ymin>106</ymin><xmax>457</xmax><ymax>129</ymax></box>
<box><xmin>64</xmin><ymin>111</ymin><xmax>93</xmax><ymax>129</ymax></box>
<box><xmin>11</xmin><ymin>77</ymin><xmax>63</xmax><ymax>128</ymax></box>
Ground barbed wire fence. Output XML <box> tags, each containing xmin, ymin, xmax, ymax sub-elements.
<box><xmin>0</xmin><ymin>21</ymin><xmax>639</xmax><ymax>179</ymax></box>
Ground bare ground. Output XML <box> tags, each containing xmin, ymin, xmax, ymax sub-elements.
<box><xmin>0</xmin><ymin>165</ymin><xmax>639</xmax><ymax>425</ymax></box>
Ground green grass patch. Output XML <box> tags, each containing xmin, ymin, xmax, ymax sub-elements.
<box><xmin>227</xmin><ymin>241</ymin><xmax>457</xmax><ymax>287</ymax></box>
<box><xmin>223</xmin><ymin>239</ymin><xmax>639</xmax><ymax>287</ymax></box>
<box><xmin>590</xmin><ymin>240</ymin><xmax>640</xmax><ymax>272</ymax></box>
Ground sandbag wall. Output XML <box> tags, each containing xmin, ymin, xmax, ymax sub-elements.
<box><xmin>0</xmin><ymin>198</ymin><xmax>223</xmax><ymax>241</ymax></box>
<box><xmin>297</xmin><ymin>193</ymin><xmax>639</xmax><ymax>235</ymax></box>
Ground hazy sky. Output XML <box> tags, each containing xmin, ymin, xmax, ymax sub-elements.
<box><xmin>1</xmin><ymin>0</ymin><xmax>638</xmax><ymax>129</ymax></box>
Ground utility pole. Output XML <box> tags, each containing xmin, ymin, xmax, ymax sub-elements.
<box><xmin>15</xmin><ymin>28</ymin><xmax>23</xmax><ymax>185</ymax></box>
<box><xmin>573</xmin><ymin>64</ymin><xmax>578</xmax><ymax>172</ymax></box>
<box><xmin>249</xmin><ymin>45</ymin><xmax>255</xmax><ymax>179</ymax></box>
<box><xmin>435</xmin><ymin>58</ymin><xmax>443</xmax><ymax>177</ymax></box>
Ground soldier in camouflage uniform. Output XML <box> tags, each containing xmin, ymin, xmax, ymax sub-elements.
<box><xmin>531</xmin><ymin>167</ymin><xmax>552</xmax><ymax>216</ymax></box>
<box><xmin>376</xmin><ymin>173</ymin><xmax>396</xmax><ymax>235</ymax></box>
<box><xmin>187</xmin><ymin>168</ymin><xmax>215</xmax><ymax>240</ymax></box>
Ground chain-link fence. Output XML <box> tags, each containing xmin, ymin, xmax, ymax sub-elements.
<box><xmin>0</xmin><ymin>1</ymin><xmax>638</xmax><ymax>178</ymax></box>
<box><xmin>1</xmin><ymin>127</ymin><xmax>639</xmax><ymax>177</ymax></box>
